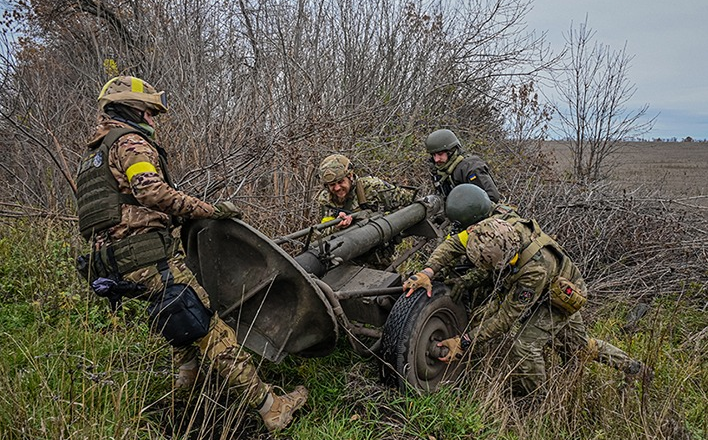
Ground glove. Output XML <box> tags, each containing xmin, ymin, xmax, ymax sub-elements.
<box><xmin>403</xmin><ymin>270</ymin><xmax>433</xmax><ymax>297</ymax></box>
<box><xmin>212</xmin><ymin>201</ymin><xmax>242</xmax><ymax>220</ymax></box>
<box><xmin>437</xmin><ymin>336</ymin><xmax>464</xmax><ymax>363</ymax></box>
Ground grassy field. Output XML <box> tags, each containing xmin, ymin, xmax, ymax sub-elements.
<box><xmin>0</xmin><ymin>143</ymin><xmax>706</xmax><ymax>439</ymax></box>
<box><xmin>542</xmin><ymin>141</ymin><xmax>708</xmax><ymax>207</ymax></box>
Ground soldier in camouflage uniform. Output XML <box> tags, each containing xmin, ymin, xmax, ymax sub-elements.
<box><xmin>75</xmin><ymin>76</ymin><xmax>307</xmax><ymax>432</ymax></box>
<box><xmin>403</xmin><ymin>185</ymin><xmax>651</xmax><ymax>397</ymax></box>
<box><xmin>424</xmin><ymin>129</ymin><xmax>501</xmax><ymax>203</ymax></box>
<box><xmin>316</xmin><ymin>154</ymin><xmax>415</xmax><ymax>230</ymax></box>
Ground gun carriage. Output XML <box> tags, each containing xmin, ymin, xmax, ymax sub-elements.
<box><xmin>181</xmin><ymin>195</ymin><xmax>467</xmax><ymax>392</ymax></box>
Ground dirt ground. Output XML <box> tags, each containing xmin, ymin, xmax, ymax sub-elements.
<box><xmin>542</xmin><ymin>141</ymin><xmax>708</xmax><ymax>208</ymax></box>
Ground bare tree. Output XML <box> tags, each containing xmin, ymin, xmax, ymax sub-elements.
<box><xmin>0</xmin><ymin>0</ymin><xmax>551</xmax><ymax>233</ymax></box>
<box><xmin>504</xmin><ymin>80</ymin><xmax>552</xmax><ymax>151</ymax></box>
<box><xmin>552</xmin><ymin>17</ymin><xmax>655</xmax><ymax>181</ymax></box>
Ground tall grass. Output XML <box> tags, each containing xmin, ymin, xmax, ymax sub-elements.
<box><xmin>0</xmin><ymin>202</ymin><xmax>706</xmax><ymax>439</ymax></box>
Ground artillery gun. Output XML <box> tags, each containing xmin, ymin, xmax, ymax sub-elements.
<box><xmin>181</xmin><ymin>195</ymin><xmax>468</xmax><ymax>392</ymax></box>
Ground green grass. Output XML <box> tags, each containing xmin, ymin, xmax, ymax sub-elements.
<box><xmin>0</xmin><ymin>218</ymin><xmax>706</xmax><ymax>439</ymax></box>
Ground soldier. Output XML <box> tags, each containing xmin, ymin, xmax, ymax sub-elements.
<box><xmin>425</xmin><ymin>129</ymin><xmax>501</xmax><ymax>203</ymax></box>
<box><xmin>75</xmin><ymin>76</ymin><xmax>307</xmax><ymax>432</ymax></box>
<box><xmin>402</xmin><ymin>185</ymin><xmax>652</xmax><ymax>398</ymax></box>
<box><xmin>316</xmin><ymin>154</ymin><xmax>416</xmax><ymax>229</ymax></box>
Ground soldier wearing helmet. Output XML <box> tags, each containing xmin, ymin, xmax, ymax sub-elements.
<box><xmin>316</xmin><ymin>154</ymin><xmax>415</xmax><ymax>231</ymax></box>
<box><xmin>425</xmin><ymin>129</ymin><xmax>501</xmax><ymax>203</ymax></box>
<box><xmin>403</xmin><ymin>205</ymin><xmax>652</xmax><ymax>398</ymax></box>
<box><xmin>75</xmin><ymin>76</ymin><xmax>307</xmax><ymax>432</ymax></box>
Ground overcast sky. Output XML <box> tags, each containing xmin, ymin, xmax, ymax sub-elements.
<box><xmin>524</xmin><ymin>0</ymin><xmax>708</xmax><ymax>140</ymax></box>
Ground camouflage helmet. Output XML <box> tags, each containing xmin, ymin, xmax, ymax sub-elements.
<box><xmin>425</xmin><ymin>129</ymin><xmax>461</xmax><ymax>154</ymax></box>
<box><xmin>465</xmin><ymin>218</ymin><xmax>520</xmax><ymax>271</ymax></box>
<box><xmin>98</xmin><ymin>76</ymin><xmax>168</xmax><ymax>114</ymax></box>
<box><xmin>445</xmin><ymin>184</ymin><xmax>493</xmax><ymax>229</ymax></box>
<box><xmin>318</xmin><ymin>154</ymin><xmax>353</xmax><ymax>184</ymax></box>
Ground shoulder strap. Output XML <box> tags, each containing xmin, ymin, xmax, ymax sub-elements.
<box><xmin>507</xmin><ymin>218</ymin><xmax>558</xmax><ymax>268</ymax></box>
<box><xmin>101</xmin><ymin>127</ymin><xmax>141</xmax><ymax>150</ymax></box>
<box><xmin>354</xmin><ymin>177</ymin><xmax>370</xmax><ymax>209</ymax></box>
<box><xmin>101</xmin><ymin>128</ymin><xmax>145</xmax><ymax>206</ymax></box>
<box><xmin>516</xmin><ymin>231</ymin><xmax>555</xmax><ymax>267</ymax></box>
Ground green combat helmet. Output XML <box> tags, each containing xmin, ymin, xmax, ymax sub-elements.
<box><xmin>445</xmin><ymin>183</ymin><xmax>493</xmax><ymax>229</ymax></box>
<box><xmin>98</xmin><ymin>76</ymin><xmax>168</xmax><ymax>114</ymax></box>
<box><xmin>425</xmin><ymin>129</ymin><xmax>462</xmax><ymax>154</ymax></box>
<box><xmin>318</xmin><ymin>154</ymin><xmax>353</xmax><ymax>184</ymax></box>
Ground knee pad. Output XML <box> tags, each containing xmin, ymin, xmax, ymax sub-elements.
<box><xmin>148</xmin><ymin>283</ymin><xmax>214</xmax><ymax>347</ymax></box>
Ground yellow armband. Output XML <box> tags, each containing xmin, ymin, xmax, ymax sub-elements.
<box><xmin>457</xmin><ymin>229</ymin><xmax>469</xmax><ymax>247</ymax></box>
<box><xmin>126</xmin><ymin>161</ymin><xmax>157</xmax><ymax>183</ymax></box>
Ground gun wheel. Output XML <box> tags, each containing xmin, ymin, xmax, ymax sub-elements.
<box><xmin>380</xmin><ymin>282</ymin><xmax>467</xmax><ymax>393</ymax></box>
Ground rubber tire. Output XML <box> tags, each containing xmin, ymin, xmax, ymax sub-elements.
<box><xmin>380</xmin><ymin>281</ymin><xmax>468</xmax><ymax>393</ymax></box>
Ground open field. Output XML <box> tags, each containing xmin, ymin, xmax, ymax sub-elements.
<box><xmin>542</xmin><ymin>141</ymin><xmax>708</xmax><ymax>207</ymax></box>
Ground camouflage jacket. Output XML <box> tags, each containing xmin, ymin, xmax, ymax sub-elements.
<box><xmin>316</xmin><ymin>175</ymin><xmax>415</xmax><ymax>221</ymax></box>
<box><xmin>85</xmin><ymin>117</ymin><xmax>215</xmax><ymax>247</ymax></box>
<box><xmin>431</xmin><ymin>154</ymin><xmax>501</xmax><ymax>202</ymax></box>
<box><xmin>468</xmin><ymin>221</ymin><xmax>586</xmax><ymax>343</ymax></box>
<box><xmin>425</xmin><ymin>207</ymin><xmax>587</xmax><ymax>341</ymax></box>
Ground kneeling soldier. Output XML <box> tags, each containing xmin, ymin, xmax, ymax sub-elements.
<box><xmin>403</xmin><ymin>185</ymin><xmax>652</xmax><ymax>397</ymax></box>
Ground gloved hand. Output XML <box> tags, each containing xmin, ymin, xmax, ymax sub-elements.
<box><xmin>403</xmin><ymin>269</ymin><xmax>433</xmax><ymax>297</ymax></box>
<box><xmin>437</xmin><ymin>336</ymin><xmax>464</xmax><ymax>363</ymax></box>
<box><xmin>212</xmin><ymin>201</ymin><xmax>243</xmax><ymax>220</ymax></box>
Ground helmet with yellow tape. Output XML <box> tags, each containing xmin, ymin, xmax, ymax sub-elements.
<box><xmin>98</xmin><ymin>76</ymin><xmax>167</xmax><ymax>114</ymax></box>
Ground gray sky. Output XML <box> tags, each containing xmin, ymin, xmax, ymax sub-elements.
<box><xmin>525</xmin><ymin>0</ymin><xmax>708</xmax><ymax>140</ymax></box>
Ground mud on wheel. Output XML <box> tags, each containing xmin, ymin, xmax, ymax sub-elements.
<box><xmin>380</xmin><ymin>281</ymin><xmax>468</xmax><ymax>393</ymax></box>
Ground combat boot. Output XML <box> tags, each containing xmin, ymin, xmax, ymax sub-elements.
<box><xmin>258</xmin><ymin>386</ymin><xmax>308</xmax><ymax>432</ymax></box>
<box><xmin>175</xmin><ymin>358</ymin><xmax>199</xmax><ymax>389</ymax></box>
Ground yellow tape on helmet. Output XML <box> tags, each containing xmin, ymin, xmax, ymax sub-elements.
<box><xmin>131</xmin><ymin>77</ymin><xmax>144</xmax><ymax>93</ymax></box>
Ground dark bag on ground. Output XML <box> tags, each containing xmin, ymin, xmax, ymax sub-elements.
<box><xmin>147</xmin><ymin>283</ymin><xmax>214</xmax><ymax>347</ymax></box>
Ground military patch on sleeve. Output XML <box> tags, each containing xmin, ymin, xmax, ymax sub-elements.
<box><xmin>93</xmin><ymin>151</ymin><xmax>104</xmax><ymax>167</ymax></box>
<box><xmin>514</xmin><ymin>287</ymin><xmax>534</xmax><ymax>304</ymax></box>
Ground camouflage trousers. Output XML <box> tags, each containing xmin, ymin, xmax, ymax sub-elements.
<box><xmin>123</xmin><ymin>254</ymin><xmax>269</xmax><ymax>407</ymax></box>
<box><xmin>508</xmin><ymin>303</ymin><xmax>636</xmax><ymax>396</ymax></box>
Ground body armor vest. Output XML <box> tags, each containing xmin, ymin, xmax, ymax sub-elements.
<box><xmin>76</xmin><ymin>127</ymin><xmax>173</xmax><ymax>241</ymax></box>
<box><xmin>503</xmin><ymin>216</ymin><xmax>580</xmax><ymax>284</ymax></box>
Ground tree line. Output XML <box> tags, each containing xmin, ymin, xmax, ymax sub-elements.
<box><xmin>0</xmin><ymin>0</ymin><xmax>652</xmax><ymax>231</ymax></box>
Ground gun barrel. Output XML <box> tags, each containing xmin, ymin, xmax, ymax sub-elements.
<box><xmin>295</xmin><ymin>195</ymin><xmax>443</xmax><ymax>276</ymax></box>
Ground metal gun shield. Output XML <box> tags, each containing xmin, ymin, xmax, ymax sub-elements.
<box><xmin>181</xmin><ymin>218</ymin><xmax>338</xmax><ymax>362</ymax></box>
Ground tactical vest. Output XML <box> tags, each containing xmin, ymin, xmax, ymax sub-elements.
<box><xmin>76</xmin><ymin>127</ymin><xmax>173</xmax><ymax>241</ymax></box>
<box><xmin>504</xmin><ymin>216</ymin><xmax>587</xmax><ymax>315</ymax></box>
<box><xmin>503</xmin><ymin>216</ymin><xmax>582</xmax><ymax>288</ymax></box>
<box><xmin>75</xmin><ymin>127</ymin><xmax>179</xmax><ymax>280</ymax></box>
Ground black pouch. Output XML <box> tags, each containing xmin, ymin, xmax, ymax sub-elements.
<box><xmin>147</xmin><ymin>283</ymin><xmax>214</xmax><ymax>347</ymax></box>
<box><xmin>76</xmin><ymin>254</ymin><xmax>91</xmax><ymax>281</ymax></box>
